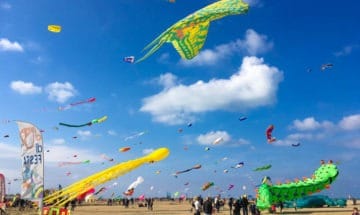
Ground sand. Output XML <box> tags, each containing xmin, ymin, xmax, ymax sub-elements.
<box><xmin>4</xmin><ymin>200</ymin><xmax>357</xmax><ymax>215</ymax></box>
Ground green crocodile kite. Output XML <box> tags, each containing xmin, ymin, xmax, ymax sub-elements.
<box><xmin>136</xmin><ymin>0</ymin><xmax>249</xmax><ymax>63</ymax></box>
<box><xmin>256</xmin><ymin>160</ymin><xmax>339</xmax><ymax>210</ymax></box>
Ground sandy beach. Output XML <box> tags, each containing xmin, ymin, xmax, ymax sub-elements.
<box><xmin>4</xmin><ymin>200</ymin><xmax>356</xmax><ymax>215</ymax></box>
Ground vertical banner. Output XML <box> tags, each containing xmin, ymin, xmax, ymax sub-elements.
<box><xmin>0</xmin><ymin>173</ymin><xmax>5</xmax><ymax>202</ymax></box>
<box><xmin>16</xmin><ymin>121</ymin><xmax>44</xmax><ymax>199</ymax></box>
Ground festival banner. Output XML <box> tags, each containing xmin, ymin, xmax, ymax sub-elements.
<box><xmin>0</xmin><ymin>173</ymin><xmax>5</xmax><ymax>202</ymax></box>
<box><xmin>16</xmin><ymin>121</ymin><xmax>44</xmax><ymax>199</ymax></box>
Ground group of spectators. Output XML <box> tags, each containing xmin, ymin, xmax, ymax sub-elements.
<box><xmin>191</xmin><ymin>195</ymin><xmax>261</xmax><ymax>215</ymax></box>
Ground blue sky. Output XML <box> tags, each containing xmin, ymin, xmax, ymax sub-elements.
<box><xmin>0</xmin><ymin>0</ymin><xmax>359</xmax><ymax>199</ymax></box>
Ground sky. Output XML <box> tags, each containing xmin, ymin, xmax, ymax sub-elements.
<box><xmin>0</xmin><ymin>0</ymin><xmax>359</xmax><ymax>199</ymax></box>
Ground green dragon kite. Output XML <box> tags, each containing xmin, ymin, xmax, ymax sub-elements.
<box><xmin>256</xmin><ymin>160</ymin><xmax>339</xmax><ymax>210</ymax></box>
<box><xmin>136</xmin><ymin>0</ymin><xmax>249</xmax><ymax>63</ymax></box>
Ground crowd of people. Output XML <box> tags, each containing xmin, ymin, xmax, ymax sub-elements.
<box><xmin>191</xmin><ymin>195</ymin><xmax>261</xmax><ymax>215</ymax></box>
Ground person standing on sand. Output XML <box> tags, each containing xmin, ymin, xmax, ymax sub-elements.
<box><xmin>352</xmin><ymin>207</ymin><xmax>360</xmax><ymax>215</ymax></box>
<box><xmin>215</xmin><ymin>195</ymin><xmax>221</xmax><ymax>213</ymax></box>
<box><xmin>241</xmin><ymin>195</ymin><xmax>249</xmax><ymax>215</ymax></box>
<box><xmin>203</xmin><ymin>197</ymin><xmax>213</xmax><ymax>215</ymax></box>
<box><xmin>233</xmin><ymin>197</ymin><xmax>242</xmax><ymax>215</ymax></box>
<box><xmin>194</xmin><ymin>196</ymin><xmax>201</xmax><ymax>215</ymax></box>
<box><xmin>228</xmin><ymin>197</ymin><xmax>234</xmax><ymax>215</ymax></box>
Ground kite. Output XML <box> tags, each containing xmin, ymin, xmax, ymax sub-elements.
<box><xmin>202</xmin><ymin>182</ymin><xmax>214</xmax><ymax>191</ymax></box>
<box><xmin>266</xmin><ymin>124</ymin><xmax>276</xmax><ymax>143</ymax></box>
<box><xmin>91</xmin><ymin>116</ymin><xmax>108</xmax><ymax>124</ymax></box>
<box><xmin>59</xmin><ymin>115</ymin><xmax>107</xmax><ymax>127</ymax></box>
<box><xmin>124</xmin><ymin>56</ymin><xmax>135</xmax><ymax>63</ymax></box>
<box><xmin>58</xmin><ymin>160</ymin><xmax>90</xmax><ymax>167</ymax></box>
<box><xmin>119</xmin><ymin>147</ymin><xmax>131</xmax><ymax>152</ymax></box>
<box><xmin>2</xmin><ymin>119</ymin><xmax>11</xmax><ymax>124</ymax></box>
<box><xmin>292</xmin><ymin>142</ymin><xmax>301</xmax><ymax>147</ymax></box>
<box><xmin>136</xmin><ymin>0</ymin><xmax>249</xmax><ymax>63</ymax></box>
<box><xmin>124</xmin><ymin>131</ymin><xmax>147</xmax><ymax>141</ymax></box>
<box><xmin>187</xmin><ymin>123</ymin><xmax>192</xmax><ymax>127</ymax></box>
<box><xmin>256</xmin><ymin>161</ymin><xmax>339</xmax><ymax>210</ymax></box>
<box><xmin>232</xmin><ymin>162</ymin><xmax>244</xmax><ymax>168</ymax></box>
<box><xmin>175</xmin><ymin>164</ymin><xmax>202</xmax><ymax>175</ymax></box>
<box><xmin>228</xmin><ymin>184</ymin><xmax>234</xmax><ymax>190</ymax></box>
<box><xmin>213</xmin><ymin>137</ymin><xmax>224</xmax><ymax>145</ymax></box>
<box><xmin>3</xmin><ymin>134</ymin><xmax>9</xmax><ymax>138</ymax></box>
<box><xmin>48</xmin><ymin>25</ymin><xmax>61</xmax><ymax>33</ymax></box>
<box><xmin>239</xmin><ymin>116</ymin><xmax>247</xmax><ymax>121</ymax></box>
<box><xmin>205</xmin><ymin>147</ymin><xmax>210</xmax><ymax>151</ymax></box>
<box><xmin>95</xmin><ymin>187</ymin><xmax>107</xmax><ymax>195</ymax></box>
<box><xmin>58</xmin><ymin>97</ymin><xmax>96</xmax><ymax>111</ymax></box>
<box><xmin>59</xmin><ymin>121</ymin><xmax>91</xmax><ymax>127</ymax></box>
<box><xmin>223</xmin><ymin>169</ymin><xmax>229</xmax><ymax>173</ymax></box>
<box><xmin>254</xmin><ymin>164</ymin><xmax>272</xmax><ymax>171</ymax></box>
<box><xmin>77</xmin><ymin>188</ymin><xmax>95</xmax><ymax>201</ymax></box>
<box><xmin>123</xmin><ymin>176</ymin><xmax>144</xmax><ymax>196</ymax></box>
<box><xmin>321</xmin><ymin>63</ymin><xmax>333</xmax><ymax>71</ymax></box>
<box><xmin>101</xmin><ymin>154</ymin><xmax>114</xmax><ymax>162</ymax></box>
<box><xmin>44</xmin><ymin>148</ymin><xmax>169</xmax><ymax>207</ymax></box>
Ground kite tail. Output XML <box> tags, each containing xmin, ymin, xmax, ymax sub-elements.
<box><xmin>256</xmin><ymin>162</ymin><xmax>339</xmax><ymax>210</ymax></box>
<box><xmin>136</xmin><ymin>40</ymin><xmax>167</xmax><ymax>63</ymax></box>
<box><xmin>59</xmin><ymin>122</ymin><xmax>92</xmax><ymax>127</ymax></box>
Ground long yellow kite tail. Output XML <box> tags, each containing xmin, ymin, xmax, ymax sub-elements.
<box><xmin>44</xmin><ymin>148</ymin><xmax>169</xmax><ymax>207</ymax></box>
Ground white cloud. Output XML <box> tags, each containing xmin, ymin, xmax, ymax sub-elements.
<box><xmin>237</xmin><ymin>29</ymin><xmax>273</xmax><ymax>55</ymax></box>
<box><xmin>0</xmin><ymin>142</ymin><xmax>19</xmax><ymax>159</ymax></box>
<box><xmin>107</xmin><ymin>130</ymin><xmax>117</xmax><ymax>136</ymax></box>
<box><xmin>341</xmin><ymin>137</ymin><xmax>360</xmax><ymax>149</ymax></box>
<box><xmin>0</xmin><ymin>38</ymin><xmax>23</xmax><ymax>52</ymax></box>
<box><xmin>45</xmin><ymin>82</ymin><xmax>76</xmax><ymax>103</ymax></box>
<box><xmin>197</xmin><ymin>131</ymin><xmax>231</xmax><ymax>145</ymax></box>
<box><xmin>44</xmin><ymin>145</ymin><xmax>102</xmax><ymax>164</ymax></box>
<box><xmin>142</xmin><ymin>148</ymin><xmax>154</xmax><ymax>155</ymax></box>
<box><xmin>77</xmin><ymin>130</ymin><xmax>92</xmax><ymax>140</ymax></box>
<box><xmin>141</xmin><ymin>56</ymin><xmax>283</xmax><ymax>125</ymax></box>
<box><xmin>339</xmin><ymin>114</ymin><xmax>360</xmax><ymax>130</ymax></box>
<box><xmin>50</xmin><ymin>138</ymin><xmax>66</xmax><ymax>145</ymax></box>
<box><xmin>157</xmin><ymin>53</ymin><xmax>170</xmax><ymax>63</ymax></box>
<box><xmin>10</xmin><ymin>80</ymin><xmax>42</xmax><ymax>95</ymax></box>
<box><xmin>291</xmin><ymin>117</ymin><xmax>334</xmax><ymax>131</ymax></box>
<box><xmin>157</xmin><ymin>73</ymin><xmax>178</xmax><ymax>89</ymax></box>
<box><xmin>180</xmin><ymin>29</ymin><xmax>273</xmax><ymax>66</ymax></box>
<box><xmin>236</xmin><ymin>138</ymin><xmax>250</xmax><ymax>145</ymax></box>
<box><xmin>0</xmin><ymin>2</ymin><xmax>11</xmax><ymax>9</ymax></box>
<box><xmin>334</xmin><ymin>45</ymin><xmax>357</xmax><ymax>57</ymax></box>
<box><xmin>286</xmin><ymin>133</ymin><xmax>314</xmax><ymax>140</ymax></box>
<box><xmin>275</xmin><ymin>133</ymin><xmax>313</xmax><ymax>147</ymax></box>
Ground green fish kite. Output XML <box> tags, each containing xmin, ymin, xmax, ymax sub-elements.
<box><xmin>136</xmin><ymin>0</ymin><xmax>249</xmax><ymax>63</ymax></box>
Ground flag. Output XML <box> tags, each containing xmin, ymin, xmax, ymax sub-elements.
<box><xmin>16</xmin><ymin>121</ymin><xmax>44</xmax><ymax>199</ymax></box>
<box><xmin>123</xmin><ymin>56</ymin><xmax>135</xmax><ymax>63</ymax></box>
<box><xmin>0</xmin><ymin>173</ymin><xmax>5</xmax><ymax>202</ymax></box>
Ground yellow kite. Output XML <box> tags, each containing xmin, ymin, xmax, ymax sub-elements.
<box><xmin>136</xmin><ymin>0</ymin><xmax>249</xmax><ymax>63</ymax></box>
<box><xmin>48</xmin><ymin>25</ymin><xmax>61</xmax><ymax>33</ymax></box>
